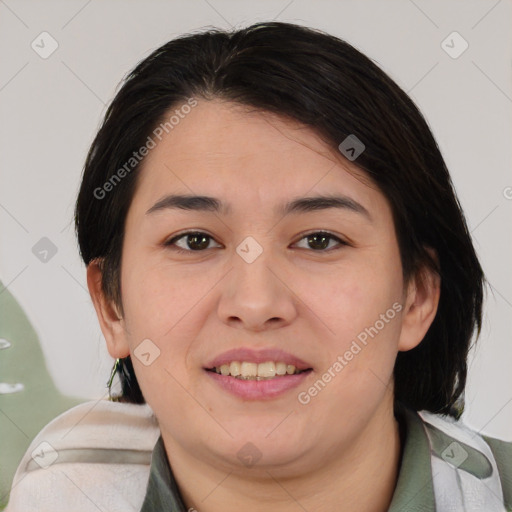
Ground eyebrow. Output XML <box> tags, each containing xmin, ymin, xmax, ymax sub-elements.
<box><xmin>145</xmin><ymin>194</ymin><xmax>371</xmax><ymax>220</ymax></box>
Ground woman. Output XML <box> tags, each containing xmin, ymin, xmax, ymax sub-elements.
<box><xmin>6</xmin><ymin>21</ymin><xmax>512</xmax><ymax>512</ymax></box>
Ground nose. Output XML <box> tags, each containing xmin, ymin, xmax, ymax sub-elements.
<box><xmin>217</xmin><ymin>245</ymin><xmax>298</xmax><ymax>332</ymax></box>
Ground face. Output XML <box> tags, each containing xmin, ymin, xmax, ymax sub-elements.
<box><xmin>93</xmin><ymin>99</ymin><xmax>432</xmax><ymax>475</ymax></box>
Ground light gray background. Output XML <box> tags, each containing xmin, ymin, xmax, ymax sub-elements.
<box><xmin>1</xmin><ymin>0</ymin><xmax>511</xmax><ymax>439</ymax></box>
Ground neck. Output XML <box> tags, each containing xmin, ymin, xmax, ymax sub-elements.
<box><xmin>161</xmin><ymin>398</ymin><xmax>401</xmax><ymax>512</ymax></box>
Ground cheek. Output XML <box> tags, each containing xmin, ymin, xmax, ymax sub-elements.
<box><xmin>121</xmin><ymin>274</ymin><xmax>203</xmax><ymax>421</ymax></box>
<box><xmin>119</xmin><ymin>256</ymin><xmax>211</xmax><ymax>399</ymax></box>
<box><xmin>121</xmin><ymin>254</ymin><xmax>212</xmax><ymax>339</ymax></box>
<box><xmin>306</xmin><ymin>258</ymin><xmax>403</xmax><ymax>345</ymax></box>
<box><xmin>302</xmin><ymin>257</ymin><xmax>403</xmax><ymax>400</ymax></box>
<box><xmin>300</xmin><ymin>297</ymin><xmax>402</xmax><ymax>427</ymax></box>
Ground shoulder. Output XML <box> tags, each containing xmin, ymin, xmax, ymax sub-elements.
<box><xmin>5</xmin><ymin>399</ymin><xmax>160</xmax><ymax>512</ymax></box>
<box><xmin>418</xmin><ymin>410</ymin><xmax>512</xmax><ymax>511</ymax></box>
<box><xmin>483</xmin><ymin>434</ymin><xmax>512</xmax><ymax>509</ymax></box>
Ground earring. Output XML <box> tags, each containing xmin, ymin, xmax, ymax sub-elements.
<box><xmin>107</xmin><ymin>358</ymin><xmax>121</xmax><ymax>401</ymax></box>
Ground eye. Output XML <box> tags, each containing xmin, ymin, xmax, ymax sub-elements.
<box><xmin>164</xmin><ymin>231</ymin><xmax>222</xmax><ymax>253</ymax></box>
<box><xmin>293</xmin><ymin>231</ymin><xmax>348</xmax><ymax>251</ymax></box>
<box><xmin>163</xmin><ymin>230</ymin><xmax>348</xmax><ymax>254</ymax></box>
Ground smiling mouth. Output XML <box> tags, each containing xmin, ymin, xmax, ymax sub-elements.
<box><xmin>206</xmin><ymin>361</ymin><xmax>313</xmax><ymax>380</ymax></box>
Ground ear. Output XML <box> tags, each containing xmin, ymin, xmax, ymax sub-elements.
<box><xmin>398</xmin><ymin>252</ymin><xmax>441</xmax><ymax>352</ymax></box>
<box><xmin>86</xmin><ymin>259</ymin><xmax>130</xmax><ymax>359</ymax></box>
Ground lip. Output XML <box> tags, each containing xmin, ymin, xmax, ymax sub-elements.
<box><xmin>205</xmin><ymin>370</ymin><xmax>313</xmax><ymax>400</ymax></box>
<box><xmin>204</xmin><ymin>347</ymin><xmax>312</xmax><ymax>371</ymax></box>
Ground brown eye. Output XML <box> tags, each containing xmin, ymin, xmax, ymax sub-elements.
<box><xmin>294</xmin><ymin>232</ymin><xmax>347</xmax><ymax>251</ymax></box>
<box><xmin>164</xmin><ymin>230</ymin><xmax>347</xmax><ymax>254</ymax></box>
<box><xmin>165</xmin><ymin>232</ymin><xmax>221</xmax><ymax>252</ymax></box>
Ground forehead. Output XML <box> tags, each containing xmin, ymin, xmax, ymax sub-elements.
<box><xmin>130</xmin><ymin>99</ymin><xmax>384</xmax><ymax>217</ymax></box>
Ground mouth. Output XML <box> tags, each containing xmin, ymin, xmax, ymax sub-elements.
<box><xmin>205</xmin><ymin>361</ymin><xmax>312</xmax><ymax>380</ymax></box>
<box><xmin>203</xmin><ymin>348</ymin><xmax>313</xmax><ymax>400</ymax></box>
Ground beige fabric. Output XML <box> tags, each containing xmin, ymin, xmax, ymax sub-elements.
<box><xmin>5</xmin><ymin>400</ymin><xmax>160</xmax><ymax>512</ymax></box>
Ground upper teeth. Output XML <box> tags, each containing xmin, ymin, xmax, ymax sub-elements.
<box><xmin>214</xmin><ymin>361</ymin><xmax>301</xmax><ymax>378</ymax></box>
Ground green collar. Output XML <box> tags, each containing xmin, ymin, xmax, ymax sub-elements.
<box><xmin>139</xmin><ymin>435</ymin><xmax>187</xmax><ymax>511</ymax></box>
<box><xmin>388</xmin><ymin>405</ymin><xmax>435</xmax><ymax>511</ymax></box>
<box><xmin>140</xmin><ymin>406</ymin><xmax>436</xmax><ymax>511</ymax></box>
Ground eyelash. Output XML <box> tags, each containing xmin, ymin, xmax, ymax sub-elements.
<box><xmin>163</xmin><ymin>230</ymin><xmax>349</xmax><ymax>255</ymax></box>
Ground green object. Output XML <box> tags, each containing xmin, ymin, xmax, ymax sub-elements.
<box><xmin>0</xmin><ymin>280</ymin><xmax>85</xmax><ymax>510</ymax></box>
